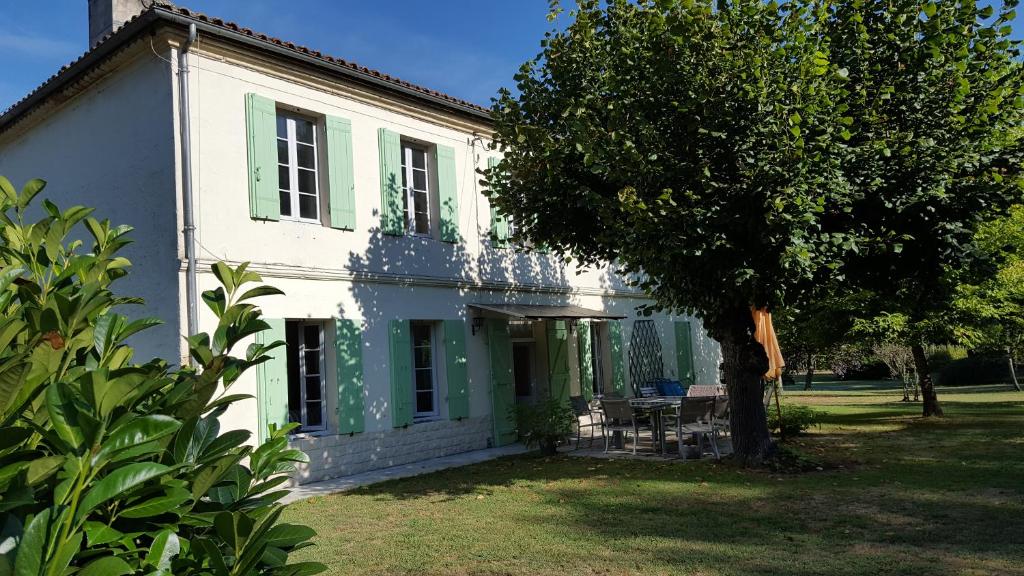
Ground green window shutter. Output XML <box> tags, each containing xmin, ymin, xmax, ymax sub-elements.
<box><xmin>578</xmin><ymin>321</ymin><xmax>594</xmax><ymax>401</ymax></box>
<box><xmin>443</xmin><ymin>320</ymin><xmax>469</xmax><ymax>420</ymax></box>
<box><xmin>547</xmin><ymin>320</ymin><xmax>571</xmax><ymax>406</ymax></box>
<box><xmin>245</xmin><ymin>93</ymin><xmax>280</xmax><ymax>221</ymax></box>
<box><xmin>326</xmin><ymin>116</ymin><xmax>356</xmax><ymax>231</ymax></box>
<box><xmin>388</xmin><ymin>319</ymin><xmax>413</xmax><ymax>427</ymax></box>
<box><xmin>335</xmin><ymin>319</ymin><xmax>365</xmax><ymax>434</ymax></box>
<box><xmin>437</xmin><ymin>144</ymin><xmax>460</xmax><ymax>243</ymax></box>
<box><xmin>255</xmin><ymin>318</ymin><xmax>288</xmax><ymax>443</ymax></box>
<box><xmin>487</xmin><ymin>157</ymin><xmax>509</xmax><ymax>247</ymax></box>
<box><xmin>378</xmin><ymin>128</ymin><xmax>404</xmax><ymax>236</ymax></box>
<box><xmin>608</xmin><ymin>320</ymin><xmax>627</xmax><ymax>397</ymax></box>
<box><xmin>487</xmin><ymin>319</ymin><xmax>517</xmax><ymax>446</ymax></box>
<box><xmin>675</xmin><ymin>320</ymin><xmax>695</xmax><ymax>386</ymax></box>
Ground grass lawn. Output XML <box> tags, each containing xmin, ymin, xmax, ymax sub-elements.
<box><xmin>285</xmin><ymin>384</ymin><xmax>1024</xmax><ymax>576</ymax></box>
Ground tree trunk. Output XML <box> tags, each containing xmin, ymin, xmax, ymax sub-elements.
<box><xmin>803</xmin><ymin>352</ymin><xmax>815</xmax><ymax>390</ymax></box>
<box><xmin>911</xmin><ymin>344</ymin><xmax>943</xmax><ymax>417</ymax></box>
<box><xmin>718</xmin><ymin>307</ymin><xmax>774</xmax><ymax>465</ymax></box>
<box><xmin>1008</xmin><ymin>348</ymin><xmax>1021</xmax><ymax>392</ymax></box>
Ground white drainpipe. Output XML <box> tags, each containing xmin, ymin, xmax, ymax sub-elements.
<box><xmin>178</xmin><ymin>23</ymin><xmax>199</xmax><ymax>351</ymax></box>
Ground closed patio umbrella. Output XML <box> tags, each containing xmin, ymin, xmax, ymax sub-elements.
<box><xmin>752</xmin><ymin>307</ymin><xmax>787</xmax><ymax>439</ymax></box>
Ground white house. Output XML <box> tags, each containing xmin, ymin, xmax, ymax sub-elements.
<box><xmin>0</xmin><ymin>1</ymin><xmax>722</xmax><ymax>484</ymax></box>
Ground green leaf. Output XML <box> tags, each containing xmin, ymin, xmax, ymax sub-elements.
<box><xmin>76</xmin><ymin>462</ymin><xmax>172</xmax><ymax>522</ymax></box>
<box><xmin>119</xmin><ymin>487</ymin><xmax>191</xmax><ymax>518</ymax></box>
<box><xmin>45</xmin><ymin>383</ymin><xmax>85</xmax><ymax>452</ymax></box>
<box><xmin>26</xmin><ymin>456</ymin><xmax>63</xmax><ymax>486</ymax></box>
<box><xmin>145</xmin><ymin>529</ymin><xmax>180</xmax><ymax>572</ymax></box>
<box><xmin>94</xmin><ymin>415</ymin><xmax>181</xmax><ymax>465</ymax></box>
<box><xmin>78</xmin><ymin>556</ymin><xmax>132</xmax><ymax>576</ymax></box>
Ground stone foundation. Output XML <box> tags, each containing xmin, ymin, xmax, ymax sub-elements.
<box><xmin>287</xmin><ymin>417</ymin><xmax>492</xmax><ymax>485</ymax></box>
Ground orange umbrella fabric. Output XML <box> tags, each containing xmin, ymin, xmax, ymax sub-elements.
<box><xmin>751</xmin><ymin>307</ymin><xmax>785</xmax><ymax>380</ymax></box>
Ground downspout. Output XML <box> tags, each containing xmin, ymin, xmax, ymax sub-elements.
<box><xmin>178</xmin><ymin>23</ymin><xmax>199</xmax><ymax>352</ymax></box>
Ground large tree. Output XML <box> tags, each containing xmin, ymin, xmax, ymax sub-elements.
<box><xmin>488</xmin><ymin>0</ymin><xmax>1023</xmax><ymax>463</ymax></box>
<box><xmin>822</xmin><ymin>0</ymin><xmax>1024</xmax><ymax>415</ymax></box>
<box><xmin>489</xmin><ymin>0</ymin><xmax>851</xmax><ymax>464</ymax></box>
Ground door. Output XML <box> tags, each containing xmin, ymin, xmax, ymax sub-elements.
<box><xmin>590</xmin><ymin>323</ymin><xmax>605</xmax><ymax>398</ymax></box>
<box><xmin>513</xmin><ymin>342</ymin><xmax>535</xmax><ymax>399</ymax></box>
<box><xmin>487</xmin><ymin>319</ymin><xmax>517</xmax><ymax>446</ymax></box>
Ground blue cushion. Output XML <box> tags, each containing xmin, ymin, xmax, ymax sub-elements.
<box><xmin>656</xmin><ymin>380</ymin><xmax>686</xmax><ymax>397</ymax></box>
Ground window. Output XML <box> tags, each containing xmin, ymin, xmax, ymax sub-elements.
<box><xmin>277</xmin><ymin>113</ymin><xmax>320</xmax><ymax>222</ymax></box>
<box><xmin>401</xmin><ymin>144</ymin><xmax>431</xmax><ymax>235</ymax></box>
<box><xmin>286</xmin><ymin>321</ymin><xmax>327</xmax><ymax>432</ymax></box>
<box><xmin>411</xmin><ymin>322</ymin><xmax>438</xmax><ymax>418</ymax></box>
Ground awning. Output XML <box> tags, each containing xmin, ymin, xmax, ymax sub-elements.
<box><xmin>468</xmin><ymin>303</ymin><xmax>627</xmax><ymax>320</ymax></box>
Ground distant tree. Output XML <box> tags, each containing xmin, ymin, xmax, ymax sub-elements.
<box><xmin>822</xmin><ymin>0</ymin><xmax>1024</xmax><ymax>415</ymax></box>
<box><xmin>775</xmin><ymin>299</ymin><xmax>855</xmax><ymax>390</ymax></box>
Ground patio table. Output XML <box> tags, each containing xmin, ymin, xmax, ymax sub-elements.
<box><xmin>628</xmin><ymin>397</ymin><xmax>682</xmax><ymax>453</ymax></box>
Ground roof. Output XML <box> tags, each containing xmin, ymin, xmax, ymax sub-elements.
<box><xmin>468</xmin><ymin>304</ymin><xmax>627</xmax><ymax>320</ymax></box>
<box><xmin>0</xmin><ymin>2</ymin><xmax>492</xmax><ymax>134</ymax></box>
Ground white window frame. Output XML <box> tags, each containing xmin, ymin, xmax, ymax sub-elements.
<box><xmin>411</xmin><ymin>321</ymin><xmax>439</xmax><ymax>420</ymax></box>
<box><xmin>401</xmin><ymin>143</ymin><xmax>432</xmax><ymax>237</ymax></box>
<box><xmin>276</xmin><ymin>112</ymin><xmax>321</xmax><ymax>224</ymax></box>
<box><xmin>295</xmin><ymin>321</ymin><xmax>327</xmax><ymax>432</ymax></box>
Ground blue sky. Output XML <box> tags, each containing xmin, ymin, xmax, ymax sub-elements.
<box><xmin>0</xmin><ymin>0</ymin><xmax>556</xmax><ymax>111</ymax></box>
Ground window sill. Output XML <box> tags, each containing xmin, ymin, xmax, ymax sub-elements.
<box><xmin>413</xmin><ymin>416</ymin><xmax>442</xmax><ymax>424</ymax></box>
<box><xmin>289</xmin><ymin>430</ymin><xmax>332</xmax><ymax>439</ymax></box>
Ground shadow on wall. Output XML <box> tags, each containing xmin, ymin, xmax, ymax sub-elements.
<box><xmin>337</xmin><ymin>205</ymin><xmax>629</xmax><ymax>428</ymax></box>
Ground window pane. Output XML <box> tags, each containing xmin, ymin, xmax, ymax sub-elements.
<box><xmin>416</xmin><ymin>391</ymin><xmax>433</xmax><ymax>413</ymax></box>
<box><xmin>412</xmin><ymin>169</ymin><xmax>427</xmax><ymax>191</ymax></box>
<box><xmin>305</xmin><ymin>376</ymin><xmax>321</xmax><ymax>400</ymax></box>
<box><xmin>278</xmin><ymin>166</ymin><xmax>290</xmax><ymax>190</ymax></box>
<box><xmin>416</xmin><ymin>369</ymin><xmax>433</xmax><ymax>391</ymax></box>
<box><xmin>414</xmin><ymin>211</ymin><xmax>429</xmax><ymax>234</ymax></box>
<box><xmin>276</xmin><ymin>115</ymin><xmax>287</xmax><ymax>138</ymax></box>
<box><xmin>414</xmin><ymin>346</ymin><xmax>432</xmax><ymax>368</ymax></box>
<box><xmin>303</xmin><ymin>325</ymin><xmax>320</xmax><ymax>345</ymax></box>
<box><xmin>411</xmin><ymin>148</ymin><xmax>426</xmax><ymax>169</ymax></box>
<box><xmin>279</xmin><ymin>191</ymin><xmax>291</xmax><ymax>216</ymax></box>
<box><xmin>306</xmin><ymin>402</ymin><xmax>322</xmax><ymax>427</ymax></box>
<box><xmin>412</xmin><ymin>325</ymin><xmax>431</xmax><ymax>346</ymax></box>
<box><xmin>304</xmin><ymin>350</ymin><xmax>320</xmax><ymax>373</ymax></box>
<box><xmin>295</xmin><ymin>119</ymin><xmax>314</xmax><ymax>144</ymax></box>
<box><xmin>299</xmin><ymin>194</ymin><xmax>318</xmax><ymax>220</ymax></box>
<box><xmin>277</xmin><ymin>139</ymin><xmax>289</xmax><ymax>164</ymax></box>
<box><xmin>297</xmin><ymin>143</ymin><xmax>315</xmax><ymax>169</ymax></box>
<box><xmin>297</xmin><ymin>169</ymin><xmax>316</xmax><ymax>194</ymax></box>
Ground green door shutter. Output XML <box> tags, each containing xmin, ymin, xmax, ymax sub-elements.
<box><xmin>443</xmin><ymin>320</ymin><xmax>469</xmax><ymax>420</ymax></box>
<box><xmin>256</xmin><ymin>318</ymin><xmax>288</xmax><ymax>443</ymax></box>
<box><xmin>675</xmin><ymin>320</ymin><xmax>695</xmax><ymax>386</ymax></box>
<box><xmin>245</xmin><ymin>93</ymin><xmax>280</xmax><ymax>221</ymax></box>
<box><xmin>437</xmin><ymin>144</ymin><xmax>460</xmax><ymax>243</ymax></box>
<box><xmin>578</xmin><ymin>321</ymin><xmax>594</xmax><ymax>401</ymax></box>
<box><xmin>326</xmin><ymin>116</ymin><xmax>356</xmax><ymax>230</ymax></box>
<box><xmin>487</xmin><ymin>319</ymin><xmax>517</xmax><ymax>446</ymax></box>
<box><xmin>389</xmin><ymin>320</ymin><xmax>413</xmax><ymax>427</ymax></box>
<box><xmin>608</xmin><ymin>320</ymin><xmax>627</xmax><ymax>397</ymax></box>
<box><xmin>336</xmin><ymin>319</ymin><xmax>365</xmax><ymax>435</ymax></box>
<box><xmin>487</xmin><ymin>157</ymin><xmax>509</xmax><ymax>247</ymax></box>
<box><xmin>547</xmin><ymin>320</ymin><xmax>571</xmax><ymax>406</ymax></box>
<box><xmin>378</xmin><ymin>128</ymin><xmax>404</xmax><ymax>236</ymax></box>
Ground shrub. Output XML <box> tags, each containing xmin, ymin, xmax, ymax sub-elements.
<box><xmin>514</xmin><ymin>398</ymin><xmax>575</xmax><ymax>455</ymax></box>
<box><xmin>934</xmin><ymin>354</ymin><xmax>1019</xmax><ymax>387</ymax></box>
<box><xmin>0</xmin><ymin>177</ymin><xmax>324</xmax><ymax>575</ymax></box>
<box><xmin>926</xmin><ymin>345</ymin><xmax>969</xmax><ymax>371</ymax></box>
<box><xmin>767</xmin><ymin>404</ymin><xmax>824</xmax><ymax>437</ymax></box>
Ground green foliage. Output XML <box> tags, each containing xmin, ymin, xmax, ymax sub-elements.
<box><xmin>0</xmin><ymin>177</ymin><xmax>325</xmax><ymax>575</ymax></box>
<box><xmin>934</xmin><ymin>355</ymin><xmax>1020</xmax><ymax>387</ymax></box>
<box><xmin>767</xmin><ymin>404</ymin><xmax>824</xmax><ymax>437</ymax></box>
<box><xmin>514</xmin><ymin>399</ymin><xmax>575</xmax><ymax>455</ymax></box>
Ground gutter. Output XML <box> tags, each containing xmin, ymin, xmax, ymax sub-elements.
<box><xmin>179</xmin><ymin>22</ymin><xmax>199</xmax><ymax>348</ymax></box>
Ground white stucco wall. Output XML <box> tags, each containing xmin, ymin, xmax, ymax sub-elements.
<box><xmin>0</xmin><ymin>50</ymin><xmax>182</xmax><ymax>363</ymax></box>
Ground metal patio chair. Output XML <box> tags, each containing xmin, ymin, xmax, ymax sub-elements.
<box><xmin>662</xmin><ymin>397</ymin><xmax>720</xmax><ymax>460</ymax></box>
<box><xmin>601</xmin><ymin>398</ymin><xmax>651</xmax><ymax>455</ymax></box>
<box><xmin>570</xmin><ymin>395</ymin><xmax>605</xmax><ymax>449</ymax></box>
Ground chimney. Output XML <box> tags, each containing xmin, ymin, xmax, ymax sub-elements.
<box><xmin>88</xmin><ymin>0</ymin><xmax>148</xmax><ymax>47</ymax></box>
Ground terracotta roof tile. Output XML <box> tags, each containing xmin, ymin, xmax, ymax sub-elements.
<box><xmin>1</xmin><ymin>1</ymin><xmax>489</xmax><ymax>127</ymax></box>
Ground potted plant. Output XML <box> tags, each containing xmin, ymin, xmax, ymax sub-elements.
<box><xmin>514</xmin><ymin>398</ymin><xmax>575</xmax><ymax>455</ymax></box>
